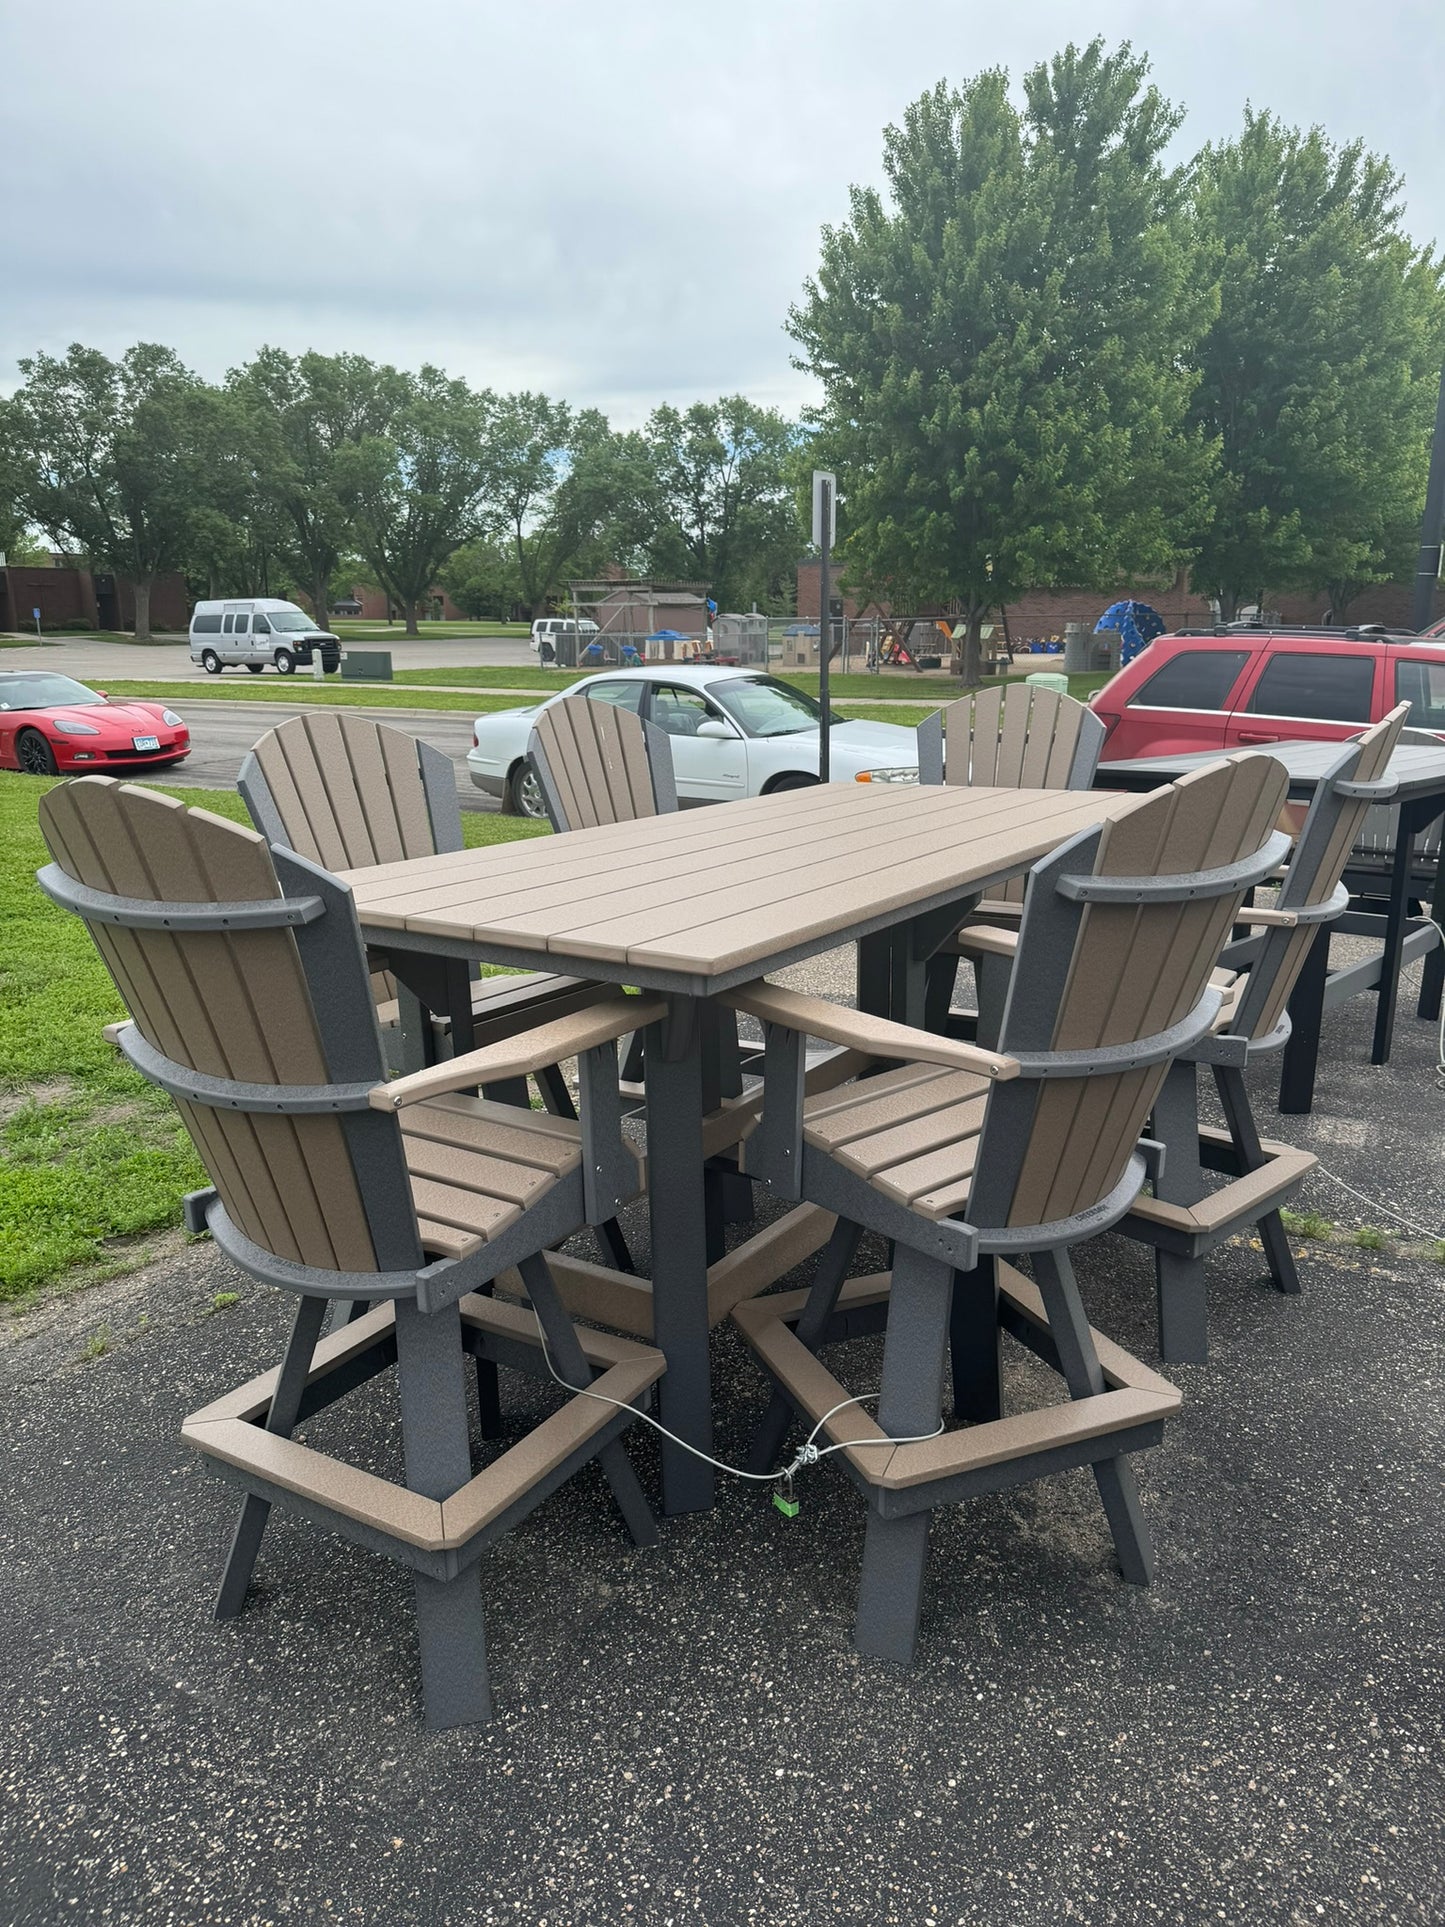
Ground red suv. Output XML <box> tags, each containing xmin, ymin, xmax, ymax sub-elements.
<box><xmin>1091</xmin><ymin>625</ymin><xmax>1445</xmax><ymax>761</ymax></box>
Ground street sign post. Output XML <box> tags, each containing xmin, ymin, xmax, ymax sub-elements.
<box><xmin>812</xmin><ymin>472</ymin><xmax>835</xmax><ymax>782</ymax></box>
<box><xmin>32</xmin><ymin>607</ymin><xmax>41</xmax><ymax>638</ymax></box>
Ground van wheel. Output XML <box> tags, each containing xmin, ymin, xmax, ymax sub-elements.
<box><xmin>246</xmin><ymin>663</ymin><xmax>264</xmax><ymax>674</ymax></box>
<box><xmin>766</xmin><ymin>773</ymin><xmax>819</xmax><ymax>794</ymax></box>
<box><xmin>200</xmin><ymin>649</ymin><xmax>222</xmax><ymax>675</ymax></box>
<box><xmin>274</xmin><ymin>650</ymin><xmax>297</xmax><ymax>676</ymax></box>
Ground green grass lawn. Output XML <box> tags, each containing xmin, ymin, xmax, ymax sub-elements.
<box><xmin>329</xmin><ymin>619</ymin><xmax>529</xmax><ymax>641</ymax></box>
<box><xmin>0</xmin><ymin>774</ymin><xmax>543</xmax><ymax>1303</ymax></box>
<box><xmin>98</xmin><ymin>680</ymin><xmax>535</xmax><ymax>717</ymax></box>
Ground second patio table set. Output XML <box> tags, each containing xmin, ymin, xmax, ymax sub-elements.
<box><xmin>1098</xmin><ymin>738</ymin><xmax>1445</xmax><ymax>1109</ymax></box>
<box><xmin>339</xmin><ymin>778</ymin><xmax>1143</xmax><ymax>1515</ymax></box>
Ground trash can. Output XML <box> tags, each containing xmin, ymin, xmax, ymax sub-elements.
<box><xmin>1024</xmin><ymin>671</ymin><xmax>1070</xmax><ymax>695</ymax></box>
<box><xmin>339</xmin><ymin>650</ymin><xmax>393</xmax><ymax>682</ymax></box>
<box><xmin>1062</xmin><ymin>621</ymin><xmax>1091</xmax><ymax>673</ymax></box>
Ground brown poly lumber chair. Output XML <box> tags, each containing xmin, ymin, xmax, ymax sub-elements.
<box><xmin>915</xmin><ymin>683</ymin><xmax>1106</xmax><ymax>1030</ymax></box>
<box><xmin>239</xmin><ymin>710</ymin><xmax>615</xmax><ymax>1093</ymax></box>
<box><xmin>239</xmin><ymin>710</ymin><xmax>639</xmax><ymax>1273</ymax></box>
<box><xmin>721</xmin><ymin>754</ymin><xmax>1289</xmax><ymax>1665</ymax></box>
<box><xmin>1113</xmin><ymin>705</ymin><xmax>1410</xmax><ymax>1360</ymax></box>
<box><xmin>37</xmin><ymin>776</ymin><xmax>665</xmax><ymax>1730</ymax></box>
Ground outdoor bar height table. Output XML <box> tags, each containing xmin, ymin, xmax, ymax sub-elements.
<box><xmin>339</xmin><ymin>780</ymin><xmax>1143</xmax><ymax>1515</ymax></box>
<box><xmin>1098</xmin><ymin>739</ymin><xmax>1445</xmax><ymax>1111</ymax></box>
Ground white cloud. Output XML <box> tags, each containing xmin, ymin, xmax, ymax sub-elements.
<box><xmin>6</xmin><ymin>0</ymin><xmax>1441</xmax><ymax>421</ymax></box>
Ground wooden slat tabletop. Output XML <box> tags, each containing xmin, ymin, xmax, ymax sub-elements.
<box><xmin>341</xmin><ymin>783</ymin><xmax>1142</xmax><ymax>985</ymax></box>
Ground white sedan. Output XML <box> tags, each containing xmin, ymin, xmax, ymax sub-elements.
<box><xmin>468</xmin><ymin>665</ymin><xmax>920</xmax><ymax>816</ymax></box>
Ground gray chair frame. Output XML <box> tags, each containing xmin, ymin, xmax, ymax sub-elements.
<box><xmin>724</xmin><ymin>757</ymin><xmax>1290</xmax><ymax>1665</ymax></box>
<box><xmin>38</xmin><ymin>777</ymin><xmax>665</xmax><ymax>1730</ymax></box>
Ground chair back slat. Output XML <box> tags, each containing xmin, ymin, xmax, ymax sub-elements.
<box><xmin>529</xmin><ymin>697</ymin><xmax>672</xmax><ymax>831</ymax></box>
<box><xmin>1234</xmin><ymin>704</ymin><xmax>1410</xmax><ymax>1040</ymax></box>
<box><xmin>246</xmin><ymin>713</ymin><xmax>441</xmax><ymax>872</ymax></box>
<box><xmin>39</xmin><ymin>778</ymin><xmax>402</xmax><ymax>1274</ymax></box>
<box><xmin>966</xmin><ymin>755</ymin><xmax>1289</xmax><ymax>1232</ymax></box>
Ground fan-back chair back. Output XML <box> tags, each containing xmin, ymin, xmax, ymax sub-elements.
<box><xmin>38</xmin><ymin>776</ymin><xmax>664</xmax><ymax>1729</ymax></box>
<box><xmin>527</xmin><ymin>696</ymin><xmax>677</xmax><ymax>832</ymax></box>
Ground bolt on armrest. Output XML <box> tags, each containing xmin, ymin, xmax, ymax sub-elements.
<box><xmin>717</xmin><ymin>980</ymin><xmax>1019</xmax><ymax>1082</ymax></box>
<box><xmin>369</xmin><ymin>992</ymin><xmax>667</xmax><ymax>1112</ymax></box>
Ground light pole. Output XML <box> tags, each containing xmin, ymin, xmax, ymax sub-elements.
<box><xmin>1414</xmin><ymin>358</ymin><xmax>1445</xmax><ymax>633</ymax></box>
<box><xmin>813</xmin><ymin>470</ymin><xmax>835</xmax><ymax>784</ymax></box>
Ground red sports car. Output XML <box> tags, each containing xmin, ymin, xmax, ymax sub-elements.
<box><xmin>0</xmin><ymin>672</ymin><xmax>190</xmax><ymax>776</ymax></box>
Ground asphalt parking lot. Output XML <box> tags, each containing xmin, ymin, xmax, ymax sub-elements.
<box><xmin>2</xmin><ymin>940</ymin><xmax>1443</xmax><ymax>1925</ymax></box>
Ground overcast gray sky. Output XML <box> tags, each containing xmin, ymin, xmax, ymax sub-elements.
<box><xmin>6</xmin><ymin>0</ymin><xmax>1442</xmax><ymax>423</ymax></box>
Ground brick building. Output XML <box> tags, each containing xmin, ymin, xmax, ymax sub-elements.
<box><xmin>322</xmin><ymin>585</ymin><xmax>469</xmax><ymax>623</ymax></box>
<box><xmin>0</xmin><ymin>563</ymin><xmax>189</xmax><ymax>634</ymax></box>
<box><xmin>795</xmin><ymin>561</ymin><xmax>1436</xmax><ymax>636</ymax></box>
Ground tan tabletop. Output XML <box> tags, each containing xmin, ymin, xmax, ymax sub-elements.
<box><xmin>340</xmin><ymin>781</ymin><xmax>1141</xmax><ymax>994</ymax></box>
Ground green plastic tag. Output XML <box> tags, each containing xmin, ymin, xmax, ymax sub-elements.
<box><xmin>772</xmin><ymin>1492</ymin><xmax>800</xmax><ymax>1518</ymax></box>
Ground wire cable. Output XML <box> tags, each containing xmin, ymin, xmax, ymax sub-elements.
<box><xmin>527</xmin><ymin>1303</ymin><xmax>945</xmax><ymax>1494</ymax></box>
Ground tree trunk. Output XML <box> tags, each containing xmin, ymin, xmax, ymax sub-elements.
<box><xmin>404</xmin><ymin>599</ymin><xmax>421</xmax><ymax>638</ymax></box>
<box><xmin>132</xmin><ymin>576</ymin><xmax>153</xmax><ymax>642</ymax></box>
<box><xmin>1216</xmin><ymin>589</ymin><xmax>1239</xmax><ymax>624</ymax></box>
<box><xmin>314</xmin><ymin>570</ymin><xmax>330</xmax><ymax>628</ymax></box>
<box><xmin>952</xmin><ymin>606</ymin><xmax>984</xmax><ymax>686</ymax></box>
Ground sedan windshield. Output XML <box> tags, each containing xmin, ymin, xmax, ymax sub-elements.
<box><xmin>0</xmin><ymin>674</ymin><xmax>104</xmax><ymax>711</ymax></box>
<box><xmin>266</xmin><ymin>611</ymin><xmax>320</xmax><ymax>632</ymax></box>
<box><xmin>706</xmin><ymin>676</ymin><xmax>828</xmax><ymax>738</ymax></box>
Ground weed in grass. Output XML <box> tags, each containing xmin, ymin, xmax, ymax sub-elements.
<box><xmin>1280</xmin><ymin>1209</ymin><xmax>1334</xmax><ymax>1239</ymax></box>
<box><xmin>1352</xmin><ymin>1225</ymin><xmax>1390</xmax><ymax>1251</ymax></box>
<box><xmin>1431</xmin><ymin>1241</ymin><xmax>1445</xmax><ymax>1264</ymax></box>
<box><xmin>81</xmin><ymin>1327</ymin><xmax>112</xmax><ymax>1360</ymax></box>
<box><xmin>209</xmin><ymin>1291</ymin><xmax>240</xmax><ymax>1312</ymax></box>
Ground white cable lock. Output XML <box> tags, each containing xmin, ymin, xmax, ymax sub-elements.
<box><xmin>526</xmin><ymin>1305</ymin><xmax>945</xmax><ymax>1514</ymax></box>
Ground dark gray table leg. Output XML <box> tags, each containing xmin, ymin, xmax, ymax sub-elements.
<box><xmin>1278</xmin><ymin>923</ymin><xmax>1330</xmax><ymax>1115</ymax></box>
<box><xmin>1371</xmin><ymin>815</ymin><xmax>1417</xmax><ymax>1065</ymax></box>
<box><xmin>645</xmin><ymin>1000</ymin><xmax>715</xmax><ymax>1516</ymax></box>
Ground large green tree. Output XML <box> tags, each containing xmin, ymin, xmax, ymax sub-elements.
<box><xmin>792</xmin><ymin>41</ymin><xmax>1215</xmax><ymax>678</ymax></box>
<box><xmin>641</xmin><ymin>398</ymin><xmax>801</xmax><ymax>610</ymax></box>
<box><xmin>336</xmin><ymin>367</ymin><xmax>496</xmax><ymax>636</ymax></box>
<box><xmin>3</xmin><ymin>343</ymin><xmax>220</xmax><ymax>638</ymax></box>
<box><xmin>1189</xmin><ymin>111</ymin><xmax>1445</xmax><ymax>619</ymax></box>
<box><xmin>230</xmin><ymin>348</ymin><xmax>407</xmax><ymax>622</ymax></box>
<box><xmin>484</xmin><ymin>395</ymin><xmax>655</xmax><ymax>615</ymax></box>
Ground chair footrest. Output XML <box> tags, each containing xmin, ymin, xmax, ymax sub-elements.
<box><xmin>732</xmin><ymin>1261</ymin><xmax>1179</xmax><ymax>1494</ymax></box>
<box><xmin>1124</xmin><ymin>1129</ymin><xmax>1315</xmax><ymax>1247</ymax></box>
<box><xmin>183</xmin><ymin>1298</ymin><xmax>663</xmax><ymax>1557</ymax></box>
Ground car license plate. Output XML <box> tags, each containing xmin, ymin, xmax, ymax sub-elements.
<box><xmin>132</xmin><ymin>735</ymin><xmax>160</xmax><ymax>751</ymax></box>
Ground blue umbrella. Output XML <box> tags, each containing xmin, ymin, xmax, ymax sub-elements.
<box><xmin>646</xmin><ymin>629</ymin><xmax>689</xmax><ymax>641</ymax></box>
<box><xmin>1095</xmin><ymin>600</ymin><xmax>1166</xmax><ymax>665</ymax></box>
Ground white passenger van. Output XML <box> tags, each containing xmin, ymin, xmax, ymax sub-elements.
<box><xmin>189</xmin><ymin>598</ymin><xmax>342</xmax><ymax>676</ymax></box>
